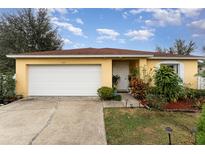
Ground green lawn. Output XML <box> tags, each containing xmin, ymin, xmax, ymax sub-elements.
<box><xmin>104</xmin><ymin>108</ymin><xmax>200</xmax><ymax>145</ymax></box>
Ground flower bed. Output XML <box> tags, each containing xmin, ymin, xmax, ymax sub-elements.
<box><xmin>129</xmin><ymin>65</ymin><xmax>205</xmax><ymax>112</ymax></box>
<box><xmin>164</xmin><ymin>100</ymin><xmax>199</xmax><ymax>112</ymax></box>
<box><xmin>140</xmin><ymin>98</ymin><xmax>203</xmax><ymax>112</ymax></box>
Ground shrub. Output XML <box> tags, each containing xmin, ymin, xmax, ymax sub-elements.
<box><xmin>182</xmin><ymin>88</ymin><xmax>195</xmax><ymax>100</ymax></box>
<box><xmin>154</xmin><ymin>65</ymin><xmax>184</xmax><ymax>102</ymax></box>
<box><xmin>129</xmin><ymin>67</ymin><xmax>154</xmax><ymax>86</ymax></box>
<box><xmin>196</xmin><ymin>105</ymin><xmax>205</xmax><ymax>144</ymax></box>
<box><xmin>130</xmin><ymin>68</ymin><xmax>140</xmax><ymax>77</ymax></box>
<box><xmin>147</xmin><ymin>86</ymin><xmax>158</xmax><ymax>95</ymax></box>
<box><xmin>179</xmin><ymin>88</ymin><xmax>205</xmax><ymax>100</ymax></box>
<box><xmin>177</xmin><ymin>88</ymin><xmax>205</xmax><ymax>109</ymax></box>
<box><xmin>145</xmin><ymin>93</ymin><xmax>167</xmax><ymax>110</ymax></box>
<box><xmin>130</xmin><ymin>77</ymin><xmax>149</xmax><ymax>100</ymax></box>
<box><xmin>97</xmin><ymin>87</ymin><xmax>114</xmax><ymax>100</ymax></box>
<box><xmin>112</xmin><ymin>75</ymin><xmax>120</xmax><ymax>89</ymax></box>
<box><xmin>0</xmin><ymin>72</ymin><xmax>15</xmax><ymax>101</ymax></box>
<box><xmin>192</xmin><ymin>89</ymin><xmax>205</xmax><ymax>99</ymax></box>
<box><xmin>113</xmin><ymin>94</ymin><xmax>122</xmax><ymax>101</ymax></box>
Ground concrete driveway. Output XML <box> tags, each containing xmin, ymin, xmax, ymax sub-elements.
<box><xmin>0</xmin><ymin>97</ymin><xmax>107</xmax><ymax>145</ymax></box>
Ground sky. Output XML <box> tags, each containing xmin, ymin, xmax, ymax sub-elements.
<box><xmin>0</xmin><ymin>8</ymin><xmax>205</xmax><ymax>55</ymax></box>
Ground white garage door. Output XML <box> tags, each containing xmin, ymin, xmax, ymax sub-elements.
<box><xmin>28</xmin><ymin>65</ymin><xmax>101</xmax><ymax>96</ymax></box>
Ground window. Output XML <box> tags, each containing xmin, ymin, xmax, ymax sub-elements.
<box><xmin>161</xmin><ymin>64</ymin><xmax>179</xmax><ymax>74</ymax></box>
<box><xmin>158</xmin><ymin>61</ymin><xmax>184</xmax><ymax>82</ymax></box>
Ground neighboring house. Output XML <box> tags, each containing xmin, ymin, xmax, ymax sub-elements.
<box><xmin>7</xmin><ymin>48</ymin><xmax>204</xmax><ymax>97</ymax></box>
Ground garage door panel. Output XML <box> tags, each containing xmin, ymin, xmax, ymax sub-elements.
<box><xmin>28</xmin><ymin>65</ymin><xmax>101</xmax><ymax>96</ymax></box>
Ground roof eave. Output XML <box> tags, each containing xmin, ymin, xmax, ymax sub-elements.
<box><xmin>6</xmin><ymin>54</ymin><xmax>154</xmax><ymax>58</ymax></box>
<box><xmin>149</xmin><ymin>56</ymin><xmax>205</xmax><ymax>60</ymax></box>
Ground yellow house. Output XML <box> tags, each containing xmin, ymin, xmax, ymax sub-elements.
<box><xmin>7</xmin><ymin>48</ymin><xmax>203</xmax><ymax>97</ymax></box>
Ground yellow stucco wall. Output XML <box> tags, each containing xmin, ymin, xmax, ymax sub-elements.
<box><xmin>15</xmin><ymin>57</ymin><xmax>198</xmax><ymax>96</ymax></box>
<box><xmin>146</xmin><ymin>59</ymin><xmax>198</xmax><ymax>89</ymax></box>
<box><xmin>16</xmin><ymin>58</ymin><xmax>112</xmax><ymax>96</ymax></box>
<box><xmin>138</xmin><ymin>58</ymin><xmax>147</xmax><ymax>78</ymax></box>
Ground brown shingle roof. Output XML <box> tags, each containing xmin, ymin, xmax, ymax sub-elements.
<box><xmin>20</xmin><ymin>48</ymin><xmax>154</xmax><ymax>55</ymax></box>
<box><xmin>8</xmin><ymin>48</ymin><xmax>202</xmax><ymax>58</ymax></box>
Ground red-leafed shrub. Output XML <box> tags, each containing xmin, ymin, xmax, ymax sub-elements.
<box><xmin>130</xmin><ymin>77</ymin><xmax>149</xmax><ymax>100</ymax></box>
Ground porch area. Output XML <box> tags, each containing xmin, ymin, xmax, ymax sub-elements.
<box><xmin>112</xmin><ymin>58</ymin><xmax>146</xmax><ymax>92</ymax></box>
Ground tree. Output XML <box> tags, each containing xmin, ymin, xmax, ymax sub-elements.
<box><xmin>156</xmin><ymin>39</ymin><xmax>196</xmax><ymax>55</ymax></box>
<box><xmin>0</xmin><ymin>9</ymin><xmax>63</xmax><ymax>72</ymax></box>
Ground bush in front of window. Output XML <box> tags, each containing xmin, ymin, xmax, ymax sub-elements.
<box><xmin>154</xmin><ymin>65</ymin><xmax>184</xmax><ymax>102</ymax></box>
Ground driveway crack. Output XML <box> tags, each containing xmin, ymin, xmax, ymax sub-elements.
<box><xmin>28</xmin><ymin>101</ymin><xmax>58</xmax><ymax>145</ymax></box>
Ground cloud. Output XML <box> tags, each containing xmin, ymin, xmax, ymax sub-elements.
<box><xmin>96</xmin><ymin>28</ymin><xmax>120</xmax><ymax>41</ymax></box>
<box><xmin>129</xmin><ymin>8</ymin><xmax>204</xmax><ymax>27</ymax></box>
<box><xmin>62</xmin><ymin>41</ymin><xmax>85</xmax><ymax>49</ymax></box>
<box><xmin>72</xmin><ymin>43</ymin><xmax>85</xmax><ymax>48</ymax></box>
<box><xmin>51</xmin><ymin>17</ymin><xmax>84</xmax><ymax>36</ymax></box>
<box><xmin>129</xmin><ymin>9</ymin><xmax>146</xmax><ymax>15</ymax></box>
<box><xmin>48</xmin><ymin>8</ymin><xmax>79</xmax><ymax>15</ymax></box>
<box><xmin>119</xmin><ymin>39</ymin><xmax>126</xmax><ymax>44</ymax></box>
<box><xmin>68</xmin><ymin>9</ymin><xmax>79</xmax><ymax>14</ymax></box>
<box><xmin>129</xmin><ymin>9</ymin><xmax>182</xmax><ymax>27</ymax></box>
<box><xmin>76</xmin><ymin>18</ymin><xmax>84</xmax><ymax>25</ymax></box>
<box><xmin>148</xmin><ymin>9</ymin><xmax>182</xmax><ymax>26</ymax></box>
<box><xmin>188</xmin><ymin>19</ymin><xmax>205</xmax><ymax>30</ymax></box>
<box><xmin>179</xmin><ymin>8</ymin><xmax>203</xmax><ymax>17</ymax></box>
<box><xmin>122</xmin><ymin>12</ymin><xmax>128</xmax><ymax>19</ymax></box>
<box><xmin>48</xmin><ymin>8</ymin><xmax>68</xmax><ymax>15</ymax></box>
<box><xmin>192</xmin><ymin>34</ymin><xmax>200</xmax><ymax>38</ymax></box>
<box><xmin>62</xmin><ymin>38</ymin><xmax>73</xmax><ymax>45</ymax></box>
<box><xmin>125</xmin><ymin>29</ymin><xmax>154</xmax><ymax>41</ymax></box>
<box><xmin>144</xmin><ymin>20</ymin><xmax>153</xmax><ymax>25</ymax></box>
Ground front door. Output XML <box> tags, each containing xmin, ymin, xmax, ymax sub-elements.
<box><xmin>113</xmin><ymin>61</ymin><xmax>129</xmax><ymax>91</ymax></box>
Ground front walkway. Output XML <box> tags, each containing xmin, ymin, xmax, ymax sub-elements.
<box><xmin>102</xmin><ymin>93</ymin><xmax>141</xmax><ymax>108</ymax></box>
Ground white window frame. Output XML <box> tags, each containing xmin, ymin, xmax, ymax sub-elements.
<box><xmin>156</xmin><ymin>61</ymin><xmax>184</xmax><ymax>82</ymax></box>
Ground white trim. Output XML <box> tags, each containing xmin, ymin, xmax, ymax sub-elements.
<box><xmin>156</xmin><ymin>61</ymin><xmax>184</xmax><ymax>81</ymax></box>
<box><xmin>6</xmin><ymin>54</ymin><xmax>154</xmax><ymax>58</ymax></box>
<box><xmin>149</xmin><ymin>57</ymin><xmax>205</xmax><ymax>60</ymax></box>
<box><xmin>198</xmin><ymin>76</ymin><xmax>205</xmax><ymax>89</ymax></box>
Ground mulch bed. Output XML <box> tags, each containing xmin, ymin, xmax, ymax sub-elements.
<box><xmin>164</xmin><ymin>100</ymin><xmax>199</xmax><ymax>112</ymax></box>
<box><xmin>164</xmin><ymin>99</ymin><xmax>199</xmax><ymax>112</ymax></box>
<box><xmin>139</xmin><ymin>99</ymin><xmax>201</xmax><ymax>112</ymax></box>
<box><xmin>165</xmin><ymin>100</ymin><xmax>193</xmax><ymax>109</ymax></box>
